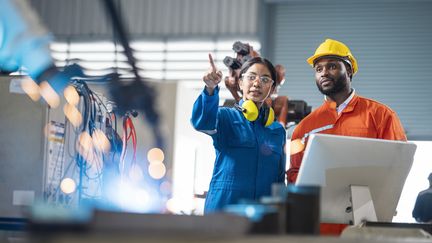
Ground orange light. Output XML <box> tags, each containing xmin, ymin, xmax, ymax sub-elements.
<box><xmin>63</xmin><ymin>103</ymin><xmax>83</xmax><ymax>127</ymax></box>
<box><xmin>64</xmin><ymin>85</ymin><xmax>80</xmax><ymax>105</ymax></box>
<box><xmin>21</xmin><ymin>77</ymin><xmax>40</xmax><ymax>101</ymax></box>
<box><xmin>78</xmin><ymin>132</ymin><xmax>93</xmax><ymax>149</ymax></box>
<box><xmin>92</xmin><ymin>129</ymin><xmax>111</xmax><ymax>152</ymax></box>
<box><xmin>39</xmin><ymin>81</ymin><xmax>60</xmax><ymax>108</ymax></box>
<box><xmin>77</xmin><ymin>132</ymin><xmax>94</xmax><ymax>162</ymax></box>
<box><xmin>148</xmin><ymin>162</ymin><xmax>166</xmax><ymax>179</ymax></box>
<box><xmin>60</xmin><ymin>178</ymin><xmax>76</xmax><ymax>194</ymax></box>
<box><xmin>147</xmin><ymin>148</ymin><xmax>165</xmax><ymax>163</ymax></box>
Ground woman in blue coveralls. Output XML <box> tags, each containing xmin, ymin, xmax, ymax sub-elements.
<box><xmin>191</xmin><ymin>54</ymin><xmax>286</xmax><ymax>214</ymax></box>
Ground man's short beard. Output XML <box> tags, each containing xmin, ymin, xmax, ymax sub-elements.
<box><xmin>317</xmin><ymin>75</ymin><xmax>347</xmax><ymax>96</ymax></box>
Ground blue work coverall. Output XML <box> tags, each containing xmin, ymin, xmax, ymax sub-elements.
<box><xmin>191</xmin><ymin>86</ymin><xmax>286</xmax><ymax>213</ymax></box>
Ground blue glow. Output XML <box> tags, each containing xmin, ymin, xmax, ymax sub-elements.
<box><xmin>224</xmin><ymin>204</ymin><xmax>277</xmax><ymax>222</ymax></box>
<box><xmin>104</xmin><ymin>178</ymin><xmax>165</xmax><ymax>213</ymax></box>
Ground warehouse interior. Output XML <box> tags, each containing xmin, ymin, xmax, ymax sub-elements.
<box><xmin>1</xmin><ymin>0</ymin><xmax>432</xmax><ymax>242</ymax></box>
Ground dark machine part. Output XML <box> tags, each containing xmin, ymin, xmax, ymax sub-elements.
<box><xmin>223</xmin><ymin>56</ymin><xmax>242</xmax><ymax>70</ymax></box>
<box><xmin>232</xmin><ymin>41</ymin><xmax>250</xmax><ymax>55</ymax></box>
<box><xmin>285</xmin><ymin>185</ymin><xmax>320</xmax><ymax>235</ymax></box>
<box><xmin>223</xmin><ymin>41</ymin><xmax>252</xmax><ymax>70</ymax></box>
<box><xmin>287</xmin><ymin>100</ymin><xmax>312</xmax><ymax>124</ymax></box>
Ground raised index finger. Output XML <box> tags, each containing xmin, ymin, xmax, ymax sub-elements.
<box><xmin>208</xmin><ymin>53</ymin><xmax>217</xmax><ymax>71</ymax></box>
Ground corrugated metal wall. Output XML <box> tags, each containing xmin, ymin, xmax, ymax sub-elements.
<box><xmin>30</xmin><ymin>0</ymin><xmax>259</xmax><ymax>39</ymax></box>
<box><xmin>269</xmin><ymin>0</ymin><xmax>432</xmax><ymax>140</ymax></box>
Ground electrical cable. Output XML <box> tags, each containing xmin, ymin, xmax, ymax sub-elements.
<box><xmin>119</xmin><ymin>114</ymin><xmax>138</xmax><ymax>180</ymax></box>
<box><xmin>102</xmin><ymin>0</ymin><xmax>164</xmax><ymax>149</ymax></box>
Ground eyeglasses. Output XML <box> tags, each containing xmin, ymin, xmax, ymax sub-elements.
<box><xmin>241</xmin><ymin>73</ymin><xmax>274</xmax><ymax>85</ymax></box>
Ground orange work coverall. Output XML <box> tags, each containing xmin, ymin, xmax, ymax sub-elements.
<box><xmin>287</xmin><ymin>94</ymin><xmax>407</xmax><ymax>184</ymax></box>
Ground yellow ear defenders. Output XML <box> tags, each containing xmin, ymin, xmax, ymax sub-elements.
<box><xmin>235</xmin><ymin>100</ymin><xmax>275</xmax><ymax>127</ymax></box>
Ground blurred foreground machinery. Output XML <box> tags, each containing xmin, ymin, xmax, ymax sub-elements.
<box><xmin>0</xmin><ymin>0</ymin><xmax>168</xmax><ymax>213</ymax></box>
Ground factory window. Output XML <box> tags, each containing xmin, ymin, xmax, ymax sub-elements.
<box><xmin>49</xmin><ymin>38</ymin><xmax>261</xmax><ymax>82</ymax></box>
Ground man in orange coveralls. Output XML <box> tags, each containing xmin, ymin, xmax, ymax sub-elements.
<box><xmin>287</xmin><ymin>39</ymin><xmax>407</xmax><ymax>184</ymax></box>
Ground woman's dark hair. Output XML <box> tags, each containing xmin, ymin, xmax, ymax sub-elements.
<box><xmin>239</xmin><ymin>57</ymin><xmax>277</xmax><ymax>87</ymax></box>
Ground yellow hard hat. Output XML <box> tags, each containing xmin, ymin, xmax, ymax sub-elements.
<box><xmin>307</xmin><ymin>39</ymin><xmax>358</xmax><ymax>75</ymax></box>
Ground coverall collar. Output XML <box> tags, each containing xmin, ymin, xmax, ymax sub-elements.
<box><xmin>324</xmin><ymin>88</ymin><xmax>357</xmax><ymax>114</ymax></box>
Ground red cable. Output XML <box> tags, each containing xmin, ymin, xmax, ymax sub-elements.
<box><xmin>120</xmin><ymin>117</ymin><xmax>129</xmax><ymax>175</ymax></box>
<box><xmin>120</xmin><ymin>116</ymin><xmax>138</xmax><ymax>178</ymax></box>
